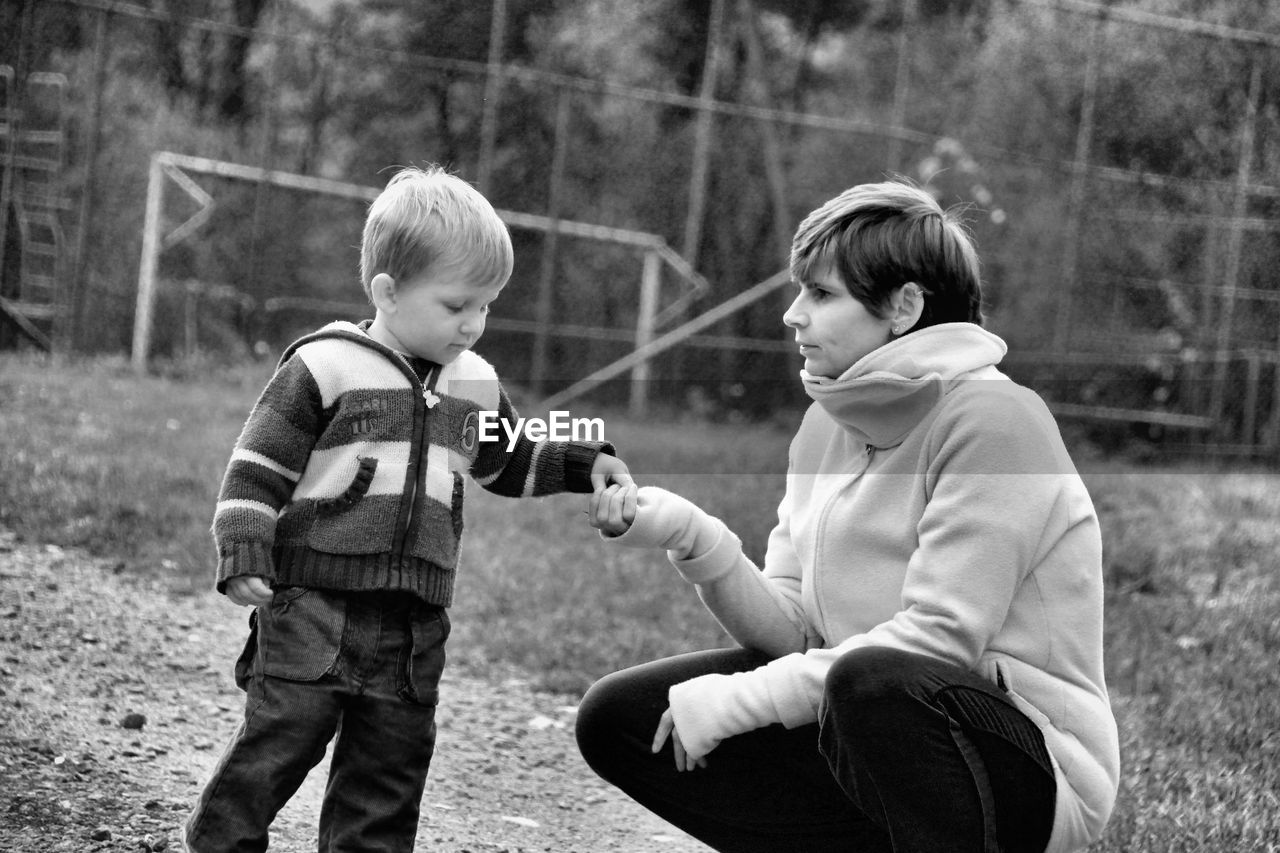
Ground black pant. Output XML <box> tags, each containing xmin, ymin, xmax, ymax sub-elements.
<box><xmin>186</xmin><ymin>589</ymin><xmax>449</xmax><ymax>853</ymax></box>
<box><xmin>576</xmin><ymin>646</ymin><xmax>1056</xmax><ymax>853</ymax></box>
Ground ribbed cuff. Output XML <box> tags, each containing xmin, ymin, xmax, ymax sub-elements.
<box><xmin>562</xmin><ymin>441</ymin><xmax>614</xmax><ymax>493</ymax></box>
<box><xmin>215</xmin><ymin>541</ymin><xmax>276</xmax><ymax>594</ymax></box>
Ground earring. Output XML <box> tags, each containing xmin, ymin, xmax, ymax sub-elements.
<box><xmin>892</xmin><ymin>324</ymin><xmax>903</xmax><ymax>335</ymax></box>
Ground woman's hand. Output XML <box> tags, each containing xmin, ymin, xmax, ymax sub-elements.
<box><xmin>588</xmin><ymin>483</ymin><xmax>639</xmax><ymax>537</ymax></box>
<box><xmin>652</xmin><ymin>707</ymin><xmax>708</xmax><ymax>772</ymax></box>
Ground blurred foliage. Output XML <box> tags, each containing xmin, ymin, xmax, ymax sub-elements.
<box><xmin>1</xmin><ymin>0</ymin><xmax>1278</xmax><ymax>433</ymax></box>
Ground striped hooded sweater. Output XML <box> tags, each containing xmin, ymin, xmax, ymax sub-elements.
<box><xmin>212</xmin><ymin>320</ymin><xmax>612</xmax><ymax>607</ymax></box>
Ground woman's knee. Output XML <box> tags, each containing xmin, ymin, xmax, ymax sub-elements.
<box><xmin>575</xmin><ymin>668</ymin><xmax>644</xmax><ymax>771</ymax></box>
<box><xmin>823</xmin><ymin>646</ymin><xmax>929</xmax><ymax>714</ymax></box>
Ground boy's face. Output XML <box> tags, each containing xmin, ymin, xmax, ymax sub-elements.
<box><xmin>376</xmin><ymin>269</ymin><xmax>504</xmax><ymax>365</ymax></box>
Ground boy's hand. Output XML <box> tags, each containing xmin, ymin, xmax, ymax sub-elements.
<box><xmin>590</xmin><ymin>453</ymin><xmax>635</xmax><ymax>492</ymax></box>
<box><xmin>589</xmin><ymin>483</ymin><xmax>638</xmax><ymax>537</ymax></box>
<box><xmin>226</xmin><ymin>576</ymin><xmax>273</xmax><ymax>607</ymax></box>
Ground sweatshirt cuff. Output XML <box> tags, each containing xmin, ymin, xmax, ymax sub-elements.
<box><xmin>215</xmin><ymin>541</ymin><xmax>276</xmax><ymax>594</ymax></box>
<box><xmin>563</xmin><ymin>442</ymin><xmax>614</xmax><ymax>493</ymax></box>
<box><xmin>668</xmin><ymin>669</ymin><xmax>781</xmax><ymax>760</ymax></box>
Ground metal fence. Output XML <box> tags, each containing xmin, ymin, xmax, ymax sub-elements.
<box><xmin>2</xmin><ymin>0</ymin><xmax>1278</xmax><ymax>456</ymax></box>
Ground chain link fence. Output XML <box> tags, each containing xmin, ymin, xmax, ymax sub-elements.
<box><xmin>3</xmin><ymin>0</ymin><xmax>1278</xmax><ymax>456</ymax></box>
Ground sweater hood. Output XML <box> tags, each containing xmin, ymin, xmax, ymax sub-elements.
<box><xmin>278</xmin><ymin>319</ymin><xmax>384</xmax><ymax>366</ymax></box>
<box><xmin>802</xmin><ymin>322</ymin><xmax>1007</xmax><ymax>448</ymax></box>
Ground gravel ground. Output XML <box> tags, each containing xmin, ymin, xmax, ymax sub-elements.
<box><xmin>0</xmin><ymin>530</ymin><xmax>706</xmax><ymax>852</ymax></box>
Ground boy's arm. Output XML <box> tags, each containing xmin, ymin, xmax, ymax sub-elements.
<box><xmin>470</xmin><ymin>383</ymin><xmax>617</xmax><ymax>497</ymax></box>
<box><xmin>212</xmin><ymin>355</ymin><xmax>324</xmax><ymax>593</ymax></box>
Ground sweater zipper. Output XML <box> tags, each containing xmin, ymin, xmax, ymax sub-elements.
<box><xmin>392</xmin><ymin>358</ymin><xmax>440</xmax><ymax>570</ymax></box>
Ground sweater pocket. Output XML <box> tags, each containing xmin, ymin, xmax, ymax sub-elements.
<box><xmin>306</xmin><ymin>457</ymin><xmax>395</xmax><ymax>555</ymax></box>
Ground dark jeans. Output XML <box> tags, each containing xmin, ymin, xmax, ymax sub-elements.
<box><xmin>186</xmin><ymin>588</ymin><xmax>450</xmax><ymax>853</ymax></box>
<box><xmin>576</xmin><ymin>646</ymin><xmax>1056</xmax><ymax>853</ymax></box>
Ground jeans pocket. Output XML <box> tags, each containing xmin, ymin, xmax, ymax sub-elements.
<box><xmin>233</xmin><ymin>609</ymin><xmax>259</xmax><ymax>691</ymax></box>
<box><xmin>257</xmin><ymin>587</ymin><xmax>345</xmax><ymax>681</ymax></box>
<box><xmin>399</xmin><ymin>607</ymin><xmax>450</xmax><ymax>706</ymax></box>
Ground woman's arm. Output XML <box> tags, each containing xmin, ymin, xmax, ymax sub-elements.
<box><xmin>603</xmin><ymin>486</ymin><xmax>808</xmax><ymax>657</ymax></box>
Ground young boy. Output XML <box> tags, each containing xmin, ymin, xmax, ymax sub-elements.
<box><xmin>186</xmin><ymin>165</ymin><xmax>632</xmax><ymax>852</ymax></box>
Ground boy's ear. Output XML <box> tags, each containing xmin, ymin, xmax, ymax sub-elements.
<box><xmin>369</xmin><ymin>273</ymin><xmax>398</xmax><ymax>312</ymax></box>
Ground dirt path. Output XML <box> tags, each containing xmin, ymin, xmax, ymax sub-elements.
<box><xmin>0</xmin><ymin>531</ymin><xmax>707</xmax><ymax>852</ymax></box>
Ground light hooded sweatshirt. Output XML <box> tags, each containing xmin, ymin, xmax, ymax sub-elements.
<box><xmin>612</xmin><ymin>322</ymin><xmax>1120</xmax><ymax>852</ymax></box>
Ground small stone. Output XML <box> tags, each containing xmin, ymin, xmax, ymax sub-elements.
<box><xmin>91</xmin><ymin>826</ymin><xmax>112</xmax><ymax>841</ymax></box>
<box><xmin>121</xmin><ymin>712</ymin><xmax>147</xmax><ymax>730</ymax></box>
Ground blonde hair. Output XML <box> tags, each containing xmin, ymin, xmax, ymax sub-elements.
<box><xmin>359</xmin><ymin>165</ymin><xmax>513</xmax><ymax>297</ymax></box>
<box><xmin>790</xmin><ymin>179</ymin><xmax>983</xmax><ymax>329</ymax></box>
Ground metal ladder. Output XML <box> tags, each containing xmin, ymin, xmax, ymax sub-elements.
<box><xmin>1</xmin><ymin>65</ymin><xmax>70</xmax><ymax>351</ymax></box>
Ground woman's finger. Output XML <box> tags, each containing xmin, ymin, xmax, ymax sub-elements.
<box><xmin>651</xmin><ymin>708</ymin><xmax>674</xmax><ymax>754</ymax></box>
<box><xmin>621</xmin><ymin>484</ymin><xmax>638</xmax><ymax>525</ymax></box>
<box><xmin>672</xmin><ymin>726</ymin><xmax>688</xmax><ymax>771</ymax></box>
<box><xmin>607</xmin><ymin>484</ymin><xmax>630</xmax><ymax>530</ymax></box>
<box><xmin>591</xmin><ymin>484</ymin><xmax>620</xmax><ymax>528</ymax></box>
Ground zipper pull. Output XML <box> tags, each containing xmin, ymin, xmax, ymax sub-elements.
<box><xmin>422</xmin><ymin>365</ymin><xmax>441</xmax><ymax>408</ymax></box>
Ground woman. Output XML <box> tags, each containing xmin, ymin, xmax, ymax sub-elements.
<box><xmin>579</xmin><ymin>180</ymin><xmax>1119</xmax><ymax>852</ymax></box>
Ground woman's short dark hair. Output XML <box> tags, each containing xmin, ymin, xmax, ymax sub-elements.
<box><xmin>789</xmin><ymin>179</ymin><xmax>984</xmax><ymax>330</ymax></box>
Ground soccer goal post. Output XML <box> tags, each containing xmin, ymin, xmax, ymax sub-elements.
<box><xmin>131</xmin><ymin>151</ymin><xmax>708</xmax><ymax>412</ymax></box>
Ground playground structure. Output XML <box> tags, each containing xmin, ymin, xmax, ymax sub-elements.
<box><xmin>0</xmin><ymin>66</ymin><xmax>70</xmax><ymax>351</ymax></box>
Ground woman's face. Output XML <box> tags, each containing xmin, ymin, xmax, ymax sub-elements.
<box><xmin>783</xmin><ymin>266</ymin><xmax>894</xmax><ymax>379</ymax></box>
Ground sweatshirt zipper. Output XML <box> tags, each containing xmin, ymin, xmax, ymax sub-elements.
<box><xmin>811</xmin><ymin>444</ymin><xmax>875</xmax><ymax>634</ymax></box>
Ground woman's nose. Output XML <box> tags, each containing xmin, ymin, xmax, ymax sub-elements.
<box><xmin>783</xmin><ymin>296</ymin><xmax>804</xmax><ymax>328</ymax></box>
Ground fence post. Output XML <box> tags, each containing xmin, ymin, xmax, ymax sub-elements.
<box><xmin>1208</xmin><ymin>56</ymin><xmax>1261</xmax><ymax>440</ymax></box>
<box><xmin>738</xmin><ymin>0</ymin><xmax>792</xmax><ymax>262</ymax></box>
<box><xmin>131</xmin><ymin>153</ymin><xmax>166</xmax><ymax>373</ymax></box>
<box><xmin>477</xmin><ymin>0</ymin><xmax>508</xmax><ymax>196</ymax></box>
<box><xmin>682</xmin><ymin>0</ymin><xmax>726</xmax><ymax>270</ymax></box>
<box><xmin>1053</xmin><ymin>9</ymin><xmax>1102</xmax><ymax>352</ymax></box>
<box><xmin>531</xmin><ymin>90</ymin><xmax>570</xmax><ymax>396</ymax></box>
<box><xmin>70</xmin><ymin>5</ymin><xmax>109</xmax><ymax>352</ymax></box>
<box><xmin>1242</xmin><ymin>351</ymin><xmax>1260</xmax><ymax>449</ymax></box>
<box><xmin>886</xmin><ymin>0</ymin><xmax>916</xmax><ymax>173</ymax></box>
<box><xmin>629</xmin><ymin>249</ymin><xmax>662</xmax><ymax>417</ymax></box>
<box><xmin>184</xmin><ymin>280</ymin><xmax>200</xmax><ymax>360</ymax></box>
<box><xmin>247</xmin><ymin>5</ymin><xmax>283</xmax><ymax>301</ymax></box>
<box><xmin>1269</xmin><ymin>354</ymin><xmax>1280</xmax><ymax>452</ymax></box>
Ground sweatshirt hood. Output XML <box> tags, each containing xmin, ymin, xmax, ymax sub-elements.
<box><xmin>802</xmin><ymin>322</ymin><xmax>1007</xmax><ymax>448</ymax></box>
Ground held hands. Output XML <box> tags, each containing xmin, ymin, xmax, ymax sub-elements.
<box><xmin>588</xmin><ymin>486</ymin><xmax>723</xmax><ymax>562</ymax></box>
<box><xmin>588</xmin><ymin>483</ymin><xmax>639</xmax><ymax>537</ymax></box>
<box><xmin>225</xmin><ymin>575</ymin><xmax>273</xmax><ymax>607</ymax></box>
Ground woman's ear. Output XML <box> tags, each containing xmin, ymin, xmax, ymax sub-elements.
<box><xmin>369</xmin><ymin>273</ymin><xmax>398</xmax><ymax>313</ymax></box>
<box><xmin>890</xmin><ymin>282</ymin><xmax>926</xmax><ymax>335</ymax></box>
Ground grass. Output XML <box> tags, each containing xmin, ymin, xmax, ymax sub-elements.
<box><xmin>2</xmin><ymin>352</ymin><xmax>1278</xmax><ymax>850</ymax></box>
